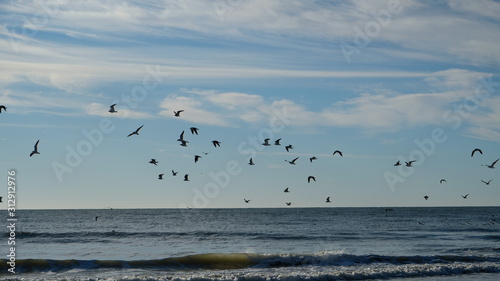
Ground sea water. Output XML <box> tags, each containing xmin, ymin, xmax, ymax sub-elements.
<box><xmin>1</xmin><ymin>207</ymin><xmax>499</xmax><ymax>280</ymax></box>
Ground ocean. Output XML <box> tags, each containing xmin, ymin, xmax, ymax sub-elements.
<box><xmin>1</xmin><ymin>207</ymin><xmax>499</xmax><ymax>280</ymax></box>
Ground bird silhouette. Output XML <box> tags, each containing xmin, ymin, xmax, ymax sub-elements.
<box><xmin>482</xmin><ymin>159</ymin><xmax>499</xmax><ymax>169</ymax></box>
<box><xmin>158</xmin><ymin>174</ymin><xmax>164</xmax><ymax>180</ymax></box>
<box><xmin>174</xmin><ymin>110</ymin><xmax>184</xmax><ymax>117</ymax></box>
<box><xmin>127</xmin><ymin>125</ymin><xmax>143</xmax><ymax>137</ymax></box>
<box><xmin>308</xmin><ymin>176</ymin><xmax>316</xmax><ymax>183</ymax></box>
<box><xmin>310</xmin><ymin>157</ymin><xmax>317</xmax><ymax>163</ymax></box>
<box><xmin>0</xmin><ymin>196</ymin><xmax>2</xmax><ymax>203</ymax></box>
<box><xmin>244</xmin><ymin>199</ymin><xmax>251</xmax><ymax>203</ymax></box>
<box><xmin>177</xmin><ymin>131</ymin><xmax>186</xmax><ymax>142</ymax></box>
<box><xmin>461</xmin><ymin>194</ymin><xmax>469</xmax><ymax>199</ymax></box>
<box><xmin>262</xmin><ymin>138</ymin><xmax>271</xmax><ymax>146</ymax></box>
<box><xmin>481</xmin><ymin>179</ymin><xmax>493</xmax><ymax>185</ymax></box>
<box><xmin>285</xmin><ymin>157</ymin><xmax>299</xmax><ymax>165</ymax></box>
<box><xmin>149</xmin><ymin>159</ymin><xmax>159</xmax><ymax>166</ymax></box>
<box><xmin>248</xmin><ymin>158</ymin><xmax>255</xmax><ymax>165</ymax></box>
<box><xmin>274</xmin><ymin>138</ymin><xmax>282</xmax><ymax>146</ymax></box>
<box><xmin>333</xmin><ymin>150</ymin><xmax>343</xmax><ymax>157</ymax></box>
<box><xmin>285</xmin><ymin>145</ymin><xmax>294</xmax><ymax>152</ymax></box>
<box><xmin>471</xmin><ymin>148</ymin><xmax>482</xmax><ymax>157</ymax></box>
<box><xmin>0</xmin><ymin>105</ymin><xmax>6</xmax><ymax>113</ymax></box>
<box><xmin>172</xmin><ymin>170</ymin><xmax>178</xmax><ymax>176</ymax></box>
<box><xmin>423</xmin><ymin>196</ymin><xmax>429</xmax><ymax>200</ymax></box>
<box><xmin>286</xmin><ymin>202</ymin><xmax>291</xmax><ymax>206</ymax></box>
<box><xmin>180</xmin><ymin>140</ymin><xmax>189</xmax><ymax>147</ymax></box>
<box><xmin>190</xmin><ymin>127</ymin><xmax>199</xmax><ymax>135</ymax></box>
<box><xmin>394</xmin><ymin>161</ymin><xmax>401</xmax><ymax>166</ymax></box>
<box><xmin>440</xmin><ymin>179</ymin><xmax>447</xmax><ymax>184</ymax></box>
<box><xmin>212</xmin><ymin>140</ymin><xmax>221</xmax><ymax>147</ymax></box>
<box><xmin>184</xmin><ymin>174</ymin><xmax>189</xmax><ymax>181</ymax></box>
<box><xmin>194</xmin><ymin>155</ymin><xmax>202</xmax><ymax>163</ymax></box>
<box><xmin>326</xmin><ymin>197</ymin><xmax>331</xmax><ymax>203</ymax></box>
<box><xmin>406</xmin><ymin>160</ymin><xmax>416</xmax><ymax>167</ymax></box>
<box><xmin>30</xmin><ymin>140</ymin><xmax>40</xmax><ymax>157</ymax></box>
<box><xmin>284</xmin><ymin>187</ymin><xmax>289</xmax><ymax>193</ymax></box>
<box><xmin>109</xmin><ymin>104</ymin><xmax>117</xmax><ymax>113</ymax></box>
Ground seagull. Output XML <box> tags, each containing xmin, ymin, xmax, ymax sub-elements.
<box><xmin>194</xmin><ymin>155</ymin><xmax>202</xmax><ymax>163</ymax></box>
<box><xmin>184</xmin><ymin>174</ymin><xmax>189</xmax><ymax>181</ymax></box>
<box><xmin>248</xmin><ymin>158</ymin><xmax>255</xmax><ymax>165</ymax></box>
<box><xmin>308</xmin><ymin>176</ymin><xmax>316</xmax><ymax>183</ymax></box>
<box><xmin>440</xmin><ymin>179</ymin><xmax>447</xmax><ymax>184</ymax></box>
<box><xmin>394</xmin><ymin>161</ymin><xmax>401</xmax><ymax>166</ymax></box>
<box><xmin>423</xmin><ymin>196</ymin><xmax>429</xmax><ymax>200</ymax></box>
<box><xmin>158</xmin><ymin>173</ymin><xmax>164</xmax><ymax>180</ymax></box>
<box><xmin>127</xmin><ymin>125</ymin><xmax>144</xmax><ymax>137</ymax></box>
<box><xmin>262</xmin><ymin>138</ymin><xmax>271</xmax><ymax>146</ymax></box>
<box><xmin>190</xmin><ymin>127</ymin><xmax>199</xmax><ymax>135</ymax></box>
<box><xmin>177</xmin><ymin>131</ymin><xmax>186</xmax><ymax>142</ymax></box>
<box><xmin>310</xmin><ymin>157</ymin><xmax>317</xmax><ymax>163</ymax></box>
<box><xmin>109</xmin><ymin>104</ymin><xmax>117</xmax><ymax>113</ymax></box>
<box><xmin>30</xmin><ymin>140</ymin><xmax>40</xmax><ymax>157</ymax></box>
<box><xmin>482</xmin><ymin>159</ymin><xmax>499</xmax><ymax>169</ymax></box>
<box><xmin>149</xmin><ymin>159</ymin><xmax>159</xmax><ymax>166</ymax></box>
<box><xmin>481</xmin><ymin>179</ymin><xmax>493</xmax><ymax>185</ymax></box>
<box><xmin>212</xmin><ymin>140</ymin><xmax>221</xmax><ymax>147</ymax></box>
<box><xmin>0</xmin><ymin>105</ymin><xmax>6</xmax><ymax>112</ymax></box>
<box><xmin>274</xmin><ymin>138</ymin><xmax>282</xmax><ymax>146</ymax></box>
<box><xmin>326</xmin><ymin>197</ymin><xmax>331</xmax><ymax>203</ymax></box>
<box><xmin>284</xmin><ymin>187</ymin><xmax>289</xmax><ymax>193</ymax></box>
<box><xmin>285</xmin><ymin>145</ymin><xmax>294</xmax><ymax>152</ymax></box>
<box><xmin>286</xmin><ymin>202</ymin><xmax>291</xmax><ymax>206</ymax></box>
<box><xmin>244</xmin><ymin>199</ymin><xmax>251</xmax><ymax>203</ymax></box>
<box><xmin>174</xmin><ymin>110</ymin><xmax>184</xmax><ymax>117</ymax></box>
<box><xmin>406</xmin><ymin>160</ymin><xmax>416</xmax><ymax>167</ymax></box>
<box><xmin>461</xmin><ymin>194</ymin><xmax>469</xmax><ymax>199</ymax></box>
<box><xmin>333</xmin><ymin>150</ymin><xmax>343</xmax><ymax>157</ymax></box>
<box><xmin>285</xmin><ymin>157</ymin><xmax>299</xmax><ymax>165</ymax></box>
<box><xmin>172</xmin><ymin>170</ymin><xmax>178</xmax><ymax>176</ymax></box>
<box><xmin>471</xmin><ymin>148</ymin><xmax>483</xmax><ymax>157</ymax></box>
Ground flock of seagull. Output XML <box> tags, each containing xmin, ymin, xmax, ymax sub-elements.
<box><xmin>1</xmin><ymin>102</ymin><xmax>497</xmax><ymax>207</ymax></box>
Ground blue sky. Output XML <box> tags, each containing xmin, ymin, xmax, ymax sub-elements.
<box><xmin>1</xmin><ymin>0</ymin><xmax>499</xmax><ymax>209</ymax></box>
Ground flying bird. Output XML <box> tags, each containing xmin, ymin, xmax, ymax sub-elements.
<box><xmin>109</xmin><ymin>104</ymin><xmax>117</xmax><ymax>113</ymax></box>
<box><xmin>326</xmin><ymin>197</ymin><xmax>331</xmax><ymax>203</ymax></box>
<box><xmin>0</xmin><ymin>196</ymin><xmax>2</xmax><ymax>203</ymax></box>
<box><xmin>127</xmin><ymin>125</ymin><xmax>144</xmax><ymax>137</ymax></box>
<box><xmin>174</xmin><ymin>110</ymin><xmax>184</xmax><ymax>117</ymax></box>
<box><xmin>423</xmin><ymin>196</ymin><xmax>429</xmax><ymax>200</ymax></box>
<box><xmin>333</xmin><ymin>150</ymin><xmax>343</xmax><ymax>157</ymax></box>
<box><xmin>284</xmin><ymin>187</ymin><xmax>289</xmax><ymax>193</ymax></box>
<box><xmin>177</xmin><ymin>131</ymin><xmax>186</xmax><ymax>142</ymax></box>
<box><xmin>158</xmin><ymin>174</ymin><xmax>164</xmax><ymax>180</ymax></box>
<box><xmin>285</xmin><ymin>157</ymin><xmax>299</xmax><ymax>165</ymax></box>
<box><xmin>406</xmin><ymin>160</ymin><xmax>416</xmax><ymax>167</ymax></box>
<box><xmin>481</xmin><ymin>179</ymin><xmax>493</xmax><ymax>185</ymax></box>
<box><xmin>308</xmin><ymin>176</ymin><xmax>316</xmax><ymax>183</ymax></box>
<box><xmin>172</xmin><ymin>170</ymin><xmax>178</xmax><ymax>176</ymax></box>
<box><xmin>248</xmin><ymin>158</ymin><xmax>255</xmax><ymax>165</ymax></box>
<box><xmin>471</xmin><ymin>148</ymin><xmax>483</xmax><ymax>157</ymax></box>
<box><xmin>244</xmin><ymin>199</ymin><xmax>251</xmax><ymax>203</ymax></box>
<box><xmin>190</xmin><ymin>127</ymin><xmax>199</xmax><ymax>135</ymax></box>
<box><xmin>194</xmin><ymin>155</ymin><xmax>202</xmax><ymax>163</ymax></box>
<box><xmin>440</xmin><ymin>179</ymin><xmax>447</xmax><ymax>184</ymax></box>
<box><xmin>285</xmin><ymin>145</ymin><xmax>294</xmax><ymax>152</ymax></box>
<box><xmin>482</xmin><ymin>159</ymin><xmax>499</xmax><ymax>169</ymax></box>
<box><xmin>262</xmin><ymin>138</ymin><xmax>271</xmax><ymax>146</ymax></box>
<box><xmin>310</xmin><ymin>157</ymin><xmax>317</xmax><ymax>163</ymax></box>
<box><xmin>0</xmin><ymin>105</ymin><xmax>6</xmax><ymax>112</ymax></box>
<box><xmin>274</xmin><ymin>138</ymin><xmax>282</xmax><ymax>146</ymax></box>
<box><xmin>30</xmin><ymin>140</ymin><xmax>40</xmax><ymax>157</ymax></box>
<box><xmin>149</xmin><ymin>159</ymin><xmax>159</xmax><ymax>166</ymax></box>
<box><xmin>212</xmin><ymin>140</ymin><xmax>221</xmax><ymax>147</ymax></box>
<box><xmin>180</xmin><ymin>140</ymin><xmax>188</xmax><ymax>147</ymax></box>
<box><xmin>461</xmin><ymin>194</ymin><xmax>469</xmax><ymax>199</ymax></box>
<box><xmin>184</xmin><ymin>174</ymin><xmax>189</xmax><ymax>181</ymax></box>
<box><xmin>286</xmin><ymin>202</ymin><xmax>291</xmax><ymax>206</ymax></box>
<box><xmin>394</xmin><ymin>161</ymin><xmax>401</xmax><ymax>166</ymax></box>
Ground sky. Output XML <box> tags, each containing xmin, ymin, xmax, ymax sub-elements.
<box><xmin>0</xmin><ymin>0</ymin><xmax>499</xmax><ymax>209</ymax></box>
